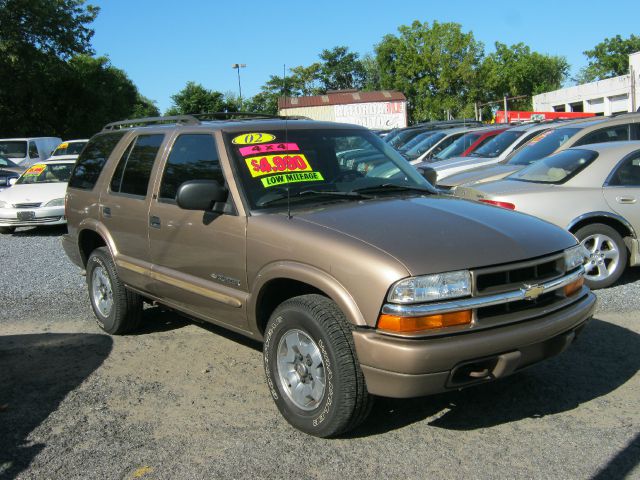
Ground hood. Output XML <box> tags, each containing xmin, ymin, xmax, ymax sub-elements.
<box><xmin>294</xmin><ymin>196</ymin><xmax>576</xmax><ymax>275</ymax></box>
<box><xmin>0</xmin><ymin>182</ymin><xmax>68</xmax><ymax>204</ymax></box>
<box><xmin>438</xmin><ymin>164</ymin><xmax>523</xmax><ymax>188</ymax></box>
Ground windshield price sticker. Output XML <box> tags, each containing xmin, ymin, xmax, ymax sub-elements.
<box><xmin>261</xmin><ymin>171</ymin><xmax>324</xmax><ymax>188</ymax></box>
<box><xmin>24</xmin><ymin>164</ymin><xmax>46</xmax><ymax>176</ymax></box>
<box><xmin>58</xmin><ymin>142</ymin><xmax>69</xmax><ymax>149</ymax></box>
<box><xmin>239</xmin><ymin>142</ymin><xmax>299</xmax><ymax>157</ymax></box>
<box><xmin>245</xmin><ymin>154</ymin><xmax>312</xmax><ymax>178</ymax></box>
<box><xmin>528</xmin><ymin>130</ymin><xmax>551</xmax><ymax>145</ymax></box>
<box><xmin>232</xmin><ymin>133</ymin><xmax>276</xmax><ymax>145</ymax></box>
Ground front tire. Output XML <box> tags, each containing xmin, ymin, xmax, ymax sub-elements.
<box><xmin>86</xmin><ymin>247</ymin><xmax>142</xmax><ymax>334</ymax></box>
<box><xmin>263</xmin><ymin>294</ymin><xmax>372</xmax><ymax>437</ymax></box>
<box><xmin>575</xmin><ymin>223</ymin><xmax>627</xmax><ymax>289</ymax></box>
<box><xmin>0</xmin><ymin>226</ymin><xmax>16</xmax><ymax>234</ymax></box>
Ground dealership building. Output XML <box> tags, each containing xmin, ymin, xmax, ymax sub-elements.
<box><xmin>533</xmin><ymin>52</ymin><xmax>640</xmax><ymax>115</ymax></box>
<box><xmin>278</xmin><ymin>90</ymin><xmax>407</xmax><ymax>129</ymax></box>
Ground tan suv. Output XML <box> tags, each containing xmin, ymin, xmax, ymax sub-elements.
<box><xmin>62</xmin><ymin>114</ymin><xmax>596</xmax><ymax>437</ymax></box>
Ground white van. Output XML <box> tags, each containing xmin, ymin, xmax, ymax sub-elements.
<box><xmin>0</xmin><ymin>137</ymin><xmax>62</xmax><ymax>167</ymax></box>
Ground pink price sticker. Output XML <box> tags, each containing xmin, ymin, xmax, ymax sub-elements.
<box><xmin>239</xmin><ymin>143</ymin><xmax>300</xmax><ymax>157</ymax></box>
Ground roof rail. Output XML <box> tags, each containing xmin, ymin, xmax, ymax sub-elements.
<box><xmin>102</xmin><ymin>115</ymin><xmax>199</xmax><ymax>131</ymax></box>
<box><xmin>101</xmin><ymin>112</ymin><xmax>311</xmax><ymax>132</ymax></box>
<box><xmin>192</xmin><ymin>111</ymin><xmax>309</xmax><ymax>121</ymax></box>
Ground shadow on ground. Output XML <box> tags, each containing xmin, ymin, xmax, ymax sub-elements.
<box><xmin>348</xmin><ymin>318</ymin><xmax>639</xmax><ymax>443</ymax></box>
<box><xmin>0</xmin><ymin>333</ymin><xmax>112</xmax><ymax>479</ymax></box>
<box><xmin>134</xmin><ymin>305</ymin><xmax>262</xmax><ymax>351</ymax></box>
<box><xmin>10</xmin><ymin>225</ymin><xmax>68</xmax><ymax>238</ymax></box>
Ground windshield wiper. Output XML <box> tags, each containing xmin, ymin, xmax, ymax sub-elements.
<box><xmin>257</xmin><ymin>189</ymin><xmax>369</xmax><ymax>207</ymax></box>
<box><xmin>350</xmin><ymin>183</ymin><xmax>437</xmax><ymax>195</ymax></box>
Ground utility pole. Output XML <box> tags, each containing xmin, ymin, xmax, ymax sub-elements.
<box><xmin>232</xmin><ymin>63</ymin><xmax>246</xmax><ymax>110</ymax></box>
<box><xmin>503</xmin><ymin>95</ymin><xmax>508</xmax><ymax>123</ymax></box>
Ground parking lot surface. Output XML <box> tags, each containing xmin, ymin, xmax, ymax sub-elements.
<box><xmin>1</xmin><ymin>227</ymin><xmax>639</xmax><ymax>479</ymax></box>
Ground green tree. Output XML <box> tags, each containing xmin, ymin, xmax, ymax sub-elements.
<box><xmin>375</xmin><ymin>20</ymin><xmax>484</xmax><ymax>122</ymax></box>
<box><xmin>54</xmin><ymin>55</ymin><xmax>146</xmax><ymax>137</ymax></box>
<box><xmin>165</xmin><ymin>81</ymin><xmax>236</xmax><ymax>115</ymax></box>
<box><xmin>131</xmin><ymin>94</ymin><xmax>160</xmax><ymax>118</ymax></box>
<box><xmin>480</xmin><ymin>42</ymin><xmax>569</xmax><ymax>111</ymax></box>
<box><xmin>577</xmin><ymin>34</ymin><xmax>640</xmax><ymax>83</ymax></box>
<box><xmin>317</xmin><ymin>46</ymin><xmax>366</xmax><ymax>91</ymax></box>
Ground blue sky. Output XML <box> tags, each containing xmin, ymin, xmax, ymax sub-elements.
<box><xmin>90</xmin><ymin>0</ymin><xmax>639</xmax><ymax>113</ymax></box>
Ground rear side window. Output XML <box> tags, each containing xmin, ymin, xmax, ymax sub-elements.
<box><xmin>510</xmin><ymin>148</ymin><xmax>598</xmax><ymax>184</ymax></box>
<box><xmin>69</xmin><ymin>132</ymin><xmax>126</xmax><ymax>190</ymax></box>
<box><xmin>110</xmin><ymin>134</ymin><xmax>164</xmax><ymax>197</ymax></box>
<box><xmin>574</xmin><ymin>125</ymin><xmax>630</xmax><ymax>146</ymax></box>
<box><xmin>159</xmin><ymin>134</ymin><xmax>223</xmax><ymax>202</ymax></box>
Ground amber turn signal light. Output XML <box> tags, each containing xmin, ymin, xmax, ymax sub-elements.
<box><xmin>377</xmin><ymin>310</ymin><xmax>472</xmax><ymax>333</ymax></box>
<box><xmin>563</xmin><ymin>277</ymin><xmax>584</xmax><ymax>297</ymax></box>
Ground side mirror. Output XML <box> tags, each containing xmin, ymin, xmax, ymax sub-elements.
<box><xmin>176</xmin><ymin>180</ymin><xmax>228</xmax><ymax>211</ymax></box>
<box><xmin>417</xmin><ymin>166</ymin><xmax>438</xmax><ymax>186</ymax></box>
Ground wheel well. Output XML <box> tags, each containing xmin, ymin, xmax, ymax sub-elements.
<box><xmin>255</xmin><ymin>279</ymin><xmax>325</xmax><ymax>336</ymax></box>
<box><xmin>78</xmin><ymin>230</ymin><xmax>107</xmax><ymax>266</ymax></box>
<box><xmin>569</xmin><ymin>216</ymin><xmax>633</xmax><ymax>240</ymax></box>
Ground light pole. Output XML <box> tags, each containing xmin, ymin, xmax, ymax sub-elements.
<box><xmin>232</xmin><ymin>63</ymin><xmax>246</xmax><ymax>110</ymax></box>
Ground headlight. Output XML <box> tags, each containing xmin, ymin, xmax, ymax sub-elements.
<box><xmin>564</xmin><ymin>245</ymin><xmax>589</xmax><ymax>271</ymax></box>
<box><xmin>387</xmin><ymin>270</ymin><xmax>472</xmax><ymax>304</ymax></box>
<box><xmin>44</xmin><ymin>198</ymin><xmax>65</xmax><ymax>207</ymax></box>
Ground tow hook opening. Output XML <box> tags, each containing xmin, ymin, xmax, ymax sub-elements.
<box><xmin>448</xmin><ymin>351</ymin><xmax>522</xmax><ymax>388</ymax></box>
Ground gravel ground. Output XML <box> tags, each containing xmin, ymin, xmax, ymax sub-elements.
<box><xmin>0</xmin><ymin>226</ymin><xmax>639</xmax><ymax>479</ymax></box>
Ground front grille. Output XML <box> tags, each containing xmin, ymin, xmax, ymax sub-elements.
<box><xmin>13</xmin><ymin>202</ymin><xmax>42</xmax><ymax>208</ymax></box>
<box><xmin>471</xmin><ymin>252</ymin><xmax>578</xmax><ymax>326</ymax></box>
<box><xmin>474</xmin><ymin>253</ymin><xmax>564</xmax><ymax>296</ymax></box>
<box><xmin>2</xmin><ymin>216</ymin><xmax>62</xmax><ymax>224</ymax></box>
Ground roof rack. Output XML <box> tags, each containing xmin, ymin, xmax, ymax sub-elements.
<box><xmin>102</xmin><ymin>112</ymin><xmax>309</xmax><ymax>131</ymax></box>
<box><xmin>102</xmin><ymin>115</ymin><xmax>199</xmax><ymax>131</ymax></box>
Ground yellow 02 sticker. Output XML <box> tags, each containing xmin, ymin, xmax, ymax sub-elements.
<box><xmin>245</xmin><ymin>154</ymin><xmax>312</xmax><ymax>178</ymax></box>
<box><xmin>232</xmin><ymin>132</ymin><xmax>276</xmax><ymax>145</ymax></box>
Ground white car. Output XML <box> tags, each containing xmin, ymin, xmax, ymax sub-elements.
<box><xmin>0</xmin><ymin>160</ymin><xmax>74</xmax><ymax>233</ymax></box>
<box><xmin>49</xmin><ymin>139</ymin><xmax>88</xmax><ymax>159</ymax></box>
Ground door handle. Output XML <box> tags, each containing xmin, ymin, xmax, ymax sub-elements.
<box><xmin>616</xmin><ymin>196</ymin><xmax>637</xmax><ymax>204</ymax></box>
<box><xmin>150</xmin><ymin>216</ymin><xmax>161</xmax><ymax>228</ymax></box>
<box><xmin>102</xmin><ymin>206</ymin><xmax>111</xmax><ymax>218</ymax></box>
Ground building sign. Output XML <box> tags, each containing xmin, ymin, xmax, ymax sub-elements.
<box><xmin>334</xmin><ymin>101</ymin><xmax>406</xmax><ymax>129</ymax></box>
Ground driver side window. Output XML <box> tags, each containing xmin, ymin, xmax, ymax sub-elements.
<box><xmin>608</xmin><ymin>152</ymin><xmax>640</xmax><ymax>187</ymax></box>
<box><xmin>159</xmin><ymin>134</ymin><xmax>224</xmax><ymax>203</ymax></box>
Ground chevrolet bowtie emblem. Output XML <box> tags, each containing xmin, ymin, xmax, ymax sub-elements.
<box><xmin>522</xmin><ymin>284</ymin><xmax>544</xmax><ymax>300</ymax></box>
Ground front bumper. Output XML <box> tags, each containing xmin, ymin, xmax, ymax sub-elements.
<box><xmin>352</xmin><ymin>291</ymin><xmax>596</xmax><ymax>398</ymax></box>
<box><xmin>0</xmin><ymin>206</ymin><xmax>66</xmax><ymax>227</ymax></box>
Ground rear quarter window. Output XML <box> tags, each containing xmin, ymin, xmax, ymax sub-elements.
<box><xmin>68</xmin><ymin>132</ymin><xmax>126</xmax><ymax>190</ymax></box>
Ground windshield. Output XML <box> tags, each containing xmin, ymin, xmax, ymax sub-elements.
<box><xmin>507</xmin><ymin>127</ymin><xmax>581</xmax><ymax>166</ymax></box>
<box><xmin>0</xmin><ymin>156</ymin><xmax>19</xmax><ymax>168</ymax></box>
<box><xmin>509</xmin><ymin>149</ymin><xmax>597</xmax><ymax>184</ymax></box>
<box><xmin>225</xmin><ymin>129</ymin><xmax>432</xmax><ymax>211</ymax></box>
<box><xmin>403</xmin><ymin>132</ymin><xmax>446</xmax><ymax>160</ymax></box>
<box><xmin>52</xmin><ymin>141</ymin><xmax>87</xmax><ymax>156</ymax></box>
<box><xmin>433</xmin><ymin>132</ymin><xmax>481</xmax><ymax>160</ymax></box>
<box><xmin>16</xmin><ymin>162</ymin><xmax>74</xmax><ymax>185</ymax></box>
<box><xmin>398</xmin><ymin>131</ymin><xmax>436</xmax><ymax>152</ymax></box>
<box><xmin>0</xmin><ymin>141</ymin><xmax>27</xmax><ymax>158</ymax></box>
<box><xmin>469</xmin><ymin>130</ymin><xmax>523</xmax><ymax>158</ymax></box>
<box><xmin>387</xmin><ymin>128</ymin><xmax>427</xmax><ymax>149</ymax></box>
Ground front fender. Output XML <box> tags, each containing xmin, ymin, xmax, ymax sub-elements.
<box><xmin>248</xmin><ymin>261</ymin><xmax>367</xmax><ymax>331</ymax></box>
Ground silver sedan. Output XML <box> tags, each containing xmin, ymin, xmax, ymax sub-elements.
<box><xmin>455</xmin><ymin>141</ymin><xmax>640</xmax><ymax>288</ymax></box>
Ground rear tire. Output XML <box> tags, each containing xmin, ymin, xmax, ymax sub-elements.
<box><xmin>86</xmin><ymin>247</ymin><xmax>143</xmax><ymax>334</ymax></box>
<box><xmin>575</xmin><ymin>223</ymin><xmax>627</xmax><ymax>289</ymax></box>
<box><xmin>0</xmin><ymin>227</ymin><xmax>16</xmax><ymax>234</ymax></box>
<box><xmin>263</xmin><ymin>294</ymin><xmax>373</xmax><ymax>437</ymax></box>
